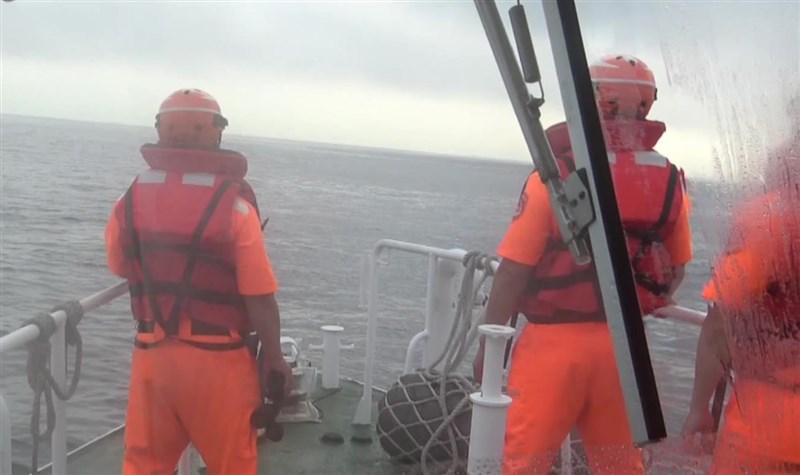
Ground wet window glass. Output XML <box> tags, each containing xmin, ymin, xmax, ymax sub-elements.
<box><xmin>1</xmin><ymin>1</ymin><xmax>797</xmax><ymax>475</ymax></box>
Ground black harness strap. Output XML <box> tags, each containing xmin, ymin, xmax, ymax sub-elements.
<box><xmin>122</xmin><ymin>241</ymin><xmax>237</xmax><ymax>275</ymax></box>
<box><xmin>128</xmin><ymin>282</ymin><xmax>241</xmax><ymax>307</ymax></box>
<box><xmin>127</xmin><ymin>178</ymin><xmax>238</xmax><ymax>336</ymax></box>
<box><xmin>165</xmin><ymin>180</ymin><xmax>236</xmax><ymax>334</ymax></box>
<box><xmin>125</xmin><ymin>187</ymin><xmax>170</xmax><ymax>332</ymax></box>
<box><xmin>630</xmin><ymin>164</ymin><xmax>681</xmax><ymax>296</ymax></box>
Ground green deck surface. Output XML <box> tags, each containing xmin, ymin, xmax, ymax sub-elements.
<box><xmin>25</xmin><ymin>379</ymin><xmax>415</xmax><ymax>475</ymax></box>
<box><xmin>12</xmin><ymin>378</ymin><xmax>707</xmax><ymax>475</ymax></box>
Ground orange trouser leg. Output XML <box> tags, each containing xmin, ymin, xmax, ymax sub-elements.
<box><xmin>710</xmin><ymin>374</ymin><xmax>800</xmax><ymax>474</ymax></box>
<box><xmin>123</xmin><ymin>341</ymin><xmax>261</xmax><ymax>475</ymax></box>
<box><xmin>123</xmin><ymin>345</ymin><xmax>190</xmax><ymax>475</ymax></box>
<box><xmin>575</xmin><ymin>328</ymin><xmax>643</xmax><ymax>475</ymax></box>
<box><xmin>502</xmin><ymin>323</ymin><xmax>644</xmax><ymax>475</ymax></box>
<box><xmin>176</xmin><ymin>345</ymin><xmax>260</xmax><ymax>475</ymax></box>
<box><xmin>502</xmin><ymin>324</ymin><xmax>590</xmax><ymax>474</ymax></box>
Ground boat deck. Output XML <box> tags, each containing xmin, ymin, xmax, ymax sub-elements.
<box><xmin>24</xmin><ymin>379</ymin><xmax>413</xmax><ymax>475</ymax></box>
<box><xmin>11</xmin><ymin>376</ymin><xmax>709</xmax><ymax>475</ymax></box>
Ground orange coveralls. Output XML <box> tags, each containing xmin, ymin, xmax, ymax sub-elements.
<box><xmin>106</xmin><ymin>197</ymin><xmax>278</xmax><ymax>475</ymax></box>
<box><xmin>500</xmin><ymin>173</ymin><xmax>693</xmax><ymax>474</ymax></box>
<box><xmin>701</xmin><ymin>192</ymin><xmax>800</xmax><ymax>474</ymax></box>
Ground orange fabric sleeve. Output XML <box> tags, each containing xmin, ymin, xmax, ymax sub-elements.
<box><xmin>702</xmin><ymin>194</ymin><xmax>780</xmax><ymax>306</ymax></box>
<box><xmin>662</xmin><ymin>198</ymin><xmax>693</xmax><ymax>266</ymax></box>
<box><xmin>231</xmin><ymin>199</ymin><xmax>279</xmax><ymax>296</ymax></box>
<box><xmin>496</xmin><ymin>173</ymin><xmax>554</xmax><ymax>266</ymax></box>
<box><xmin>702</xmin><ymin>248</ymin><xmax>773</xmax><ymax>307</ymax></box>
<box><xmin>105</xmin><ymin>201</ymin><xmax>126</xmax><ymax>278</ymax></box>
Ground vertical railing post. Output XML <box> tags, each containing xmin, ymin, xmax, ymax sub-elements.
<box><xmin>1</xmin><ymin>393</ymin><xmax>12</xmax><ymax>475</ymax></box>
<box><xmin>50</xmin><ymin>321</ymin><xmax>67</xmax><ymax>475</ymax></box>
<box><xmin>422</xmin><ymin>257</ymin><xmax>460</xmax><ymax>370</ymax></box>
<box><xmin>353</xmin><ymin>247</ymin><xmax>382</xmax><ymax>425</ymax></box>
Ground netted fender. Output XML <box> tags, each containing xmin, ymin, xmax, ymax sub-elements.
<box><xmin>376</xmin><ymin>371</ymin><xmax>475</xmax><ymax>468</ymax></box>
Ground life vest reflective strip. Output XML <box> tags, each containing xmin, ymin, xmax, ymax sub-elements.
<box><xmin>119</xmin><ymin>168</ymin><xmax>252</xmax><ymax>347</ymax></box>
<box><xmin>518</xmin><ymin>149</ymin><xmax>683</xmax><ymax>324</ymax></box>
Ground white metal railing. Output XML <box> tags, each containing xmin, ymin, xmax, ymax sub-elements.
<box><xmin>0</xmin><ymin>239</ymin><xmax>709</xmax><ymax>475</ymax></box>
<box><xmin>351</xmin><ymin>239</ymin><xmax>708</xmax><ymax>474</ymax></box>
<box><xmin>0</xmin><ymin>282</ymin><xmax>211</xmax><ymax>475</ymax></box>
<box><xmin>651</xmin><ymin>305</ymin><xmax>706</xmax><ymax>326</ymax></box>
<box><xmin>352</xmin><ymin>239</ymin><xmax>500</xmax><ymax>425</ymax></box>
<box><xmin>0</xmin><ymin>282</ymin><xmax>128</xmax><ymax>475</ymax></box>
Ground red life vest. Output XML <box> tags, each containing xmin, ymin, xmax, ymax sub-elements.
<box><xmin>517</xmin><ymin>120</ymin><xmax>687</xmax><ymax>324</ymax></box>
<box><xmin>116</xmin><ymin>144</ymin><xmax>262</xmax><ymax>341</ymax></box>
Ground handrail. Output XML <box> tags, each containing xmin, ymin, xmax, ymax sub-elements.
<box><xmin>0</xmin><ymin>282</ymin><xmax>128</xmax><ymax>355</ymax></box>
<box><xmin>0</xmin><ymin>244</ymin><xmax>710</xmax><ymax>475</ymax></box>
<box><xmin>350</xmin><ymin>239</ymin><xmax>710</xmax><ymax>475</ymax></box>
<box><xmin>651</xmin><ymin>305</ymin><xmax>706</xmax><ymax>326</ymax></box>
<box><xmin>352</xmin><ymin>239</ymin><xmax>500</xmax><ymax>425</ymax></box>
<box><xmin>0</xmin><ymin>281</ymin><xmax>128</xmax><ymax>475</ymax></box>
<box><xmin>352</xmin><ymin>239</ymin><xmax>707</xmax><ymax>427</ymax></box>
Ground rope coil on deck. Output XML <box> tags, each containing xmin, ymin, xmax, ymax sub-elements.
<box><xmin>25</xmin><ymin>300</ymin><xmax>85</xmax><ymax>475</ymax></box>
<box><xmin>377</xmin><ymin>251</ymin><xmax>498</xmax><ymax>475</ymax></box>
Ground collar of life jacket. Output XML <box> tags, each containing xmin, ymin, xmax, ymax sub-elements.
<box><xmin>139</xmin><ymin>143</ymin><xmax>249</xmax><ymax>179</ymax></box>
<box><xmin>546</xmin><ymin>119</ymin><xmax>667</xmax><ymax>158</ymax></box>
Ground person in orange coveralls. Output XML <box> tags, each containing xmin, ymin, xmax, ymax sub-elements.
<box><xmin>683</xmin><ymin>112</ymin><xmax>800</xmax><ymax>473</ymax></box>
<box><xmin>105</xmin><ymin>88</ymin><xmax>292</xmax><ymax>475</ymax></box>
<box><xmin>473</xmin><ymin>55</ymin><xmax>693</xmax><ymax>474</ymax></box>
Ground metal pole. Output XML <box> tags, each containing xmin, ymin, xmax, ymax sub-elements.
<box><xmin>540</xmin><ymin>0</ymin><xmax>666</xmax><ymax>443</ymax></box>
<box><xmin>353</xmin><ymin>249</ymin><xmax>382</xmax><ymax>425</ymax></box>
<box><xmin>473</xmin><ymin>0</ymin><xmax>592</xmax><ymax>265</ymax></box>
<box><xmin>650</xmin><ymin>305</ymin><xmax>706</xmax><ymax>326</ymax></box>
<box><xmin>50</xmin><ymin>323</ymin><xmax>67</xmax><ymax>475</ymax></box>
<box><xmin>0</xmin><ymin>394</ymin><xmax>11</xmax><ymax>475</ymax></box>
<box><xmin>0</xmin><ymin>282</ymin><xmax>127</xmax><ymax>355</ymax></box>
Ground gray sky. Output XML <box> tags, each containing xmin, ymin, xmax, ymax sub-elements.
<box><xmin>2</xmin><ymin>1</ymin><xmax>798</xmax><ymax>178</ymax></box>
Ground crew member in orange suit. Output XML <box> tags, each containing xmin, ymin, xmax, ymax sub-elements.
<box><xmin>473</xmin><ymin>55</ymin><xmax>693</xmax><ymax>474</ymax></box>
<box><xmin>683</xmin><ymin>121</ymin><xmax>800</xmax><ymax>474</ymax></box>
<box><xmin>105</xmin><ymin>88</ymin><xmax>292</xmax><ymax>475</ymax></box>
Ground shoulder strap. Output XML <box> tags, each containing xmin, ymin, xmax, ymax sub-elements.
<box><xmin>651</xmin><ymin>164</ymin><xmax>681</xmax><ymax>236</ymax></box>
<box><xmin>124</xmin><ymin>184</ymin><xmax>169</xmax><ymax>332</ymax></box>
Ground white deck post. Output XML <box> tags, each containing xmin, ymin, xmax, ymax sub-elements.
<box><xmin>467</xmin><ymin>324</ymin><xmax>515</xmax><ymax>474</ymax></box>
<box><xmin>310</xmin><ymin>325</ymin><xmax>354</xmax><ymax>389</ymax></box>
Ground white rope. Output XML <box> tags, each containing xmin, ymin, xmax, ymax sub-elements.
<box><xmin>418</xmin><ymin>251</ymin><xmax>498</xmax><ymax>475</ymax></box>
<box><xmin>376</xmin><ymin>251</ymin><xmax>498</xmax><ymax>474</ymax></box>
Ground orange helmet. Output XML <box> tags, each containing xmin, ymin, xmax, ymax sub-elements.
<box><xmin>155</xmin><ymin>88</ymin><xmax>228</xmax><ymax>147</ymax></box>
<box><xmin>589</xmin><ymin>55</ymin><xmax>657</xmax><ymax>120</ymax></box>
